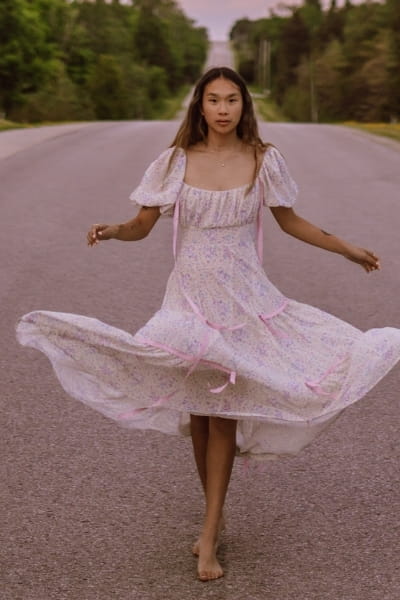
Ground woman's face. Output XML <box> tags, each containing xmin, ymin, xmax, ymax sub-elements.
<box><xmin>201</xmin><ymin>77</ymin><xmax>243</xmax><ymax>136</ymax></box>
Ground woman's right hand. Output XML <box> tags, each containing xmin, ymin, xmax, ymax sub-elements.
<box><xmin>87</xmin><ymin>224</ymin><xmax>118</xmax><ymax>246</ymax></box>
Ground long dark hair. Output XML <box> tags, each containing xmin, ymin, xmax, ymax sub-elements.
<box><xmin>168</xmin><ymin>67</ymin><xmax>270</xmax><ymax>183</ymax></box>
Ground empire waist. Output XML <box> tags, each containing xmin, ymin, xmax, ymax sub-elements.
<box><xmin>178</xmin><ymin>223</ymin><xmax>257</xmax><ymax>249</ymax></box>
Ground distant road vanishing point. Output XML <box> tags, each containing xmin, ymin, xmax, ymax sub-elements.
<box><xmin>204</xmin><ymin>40</ymin><xmax>235</xmax><ymax>69</ymax></box>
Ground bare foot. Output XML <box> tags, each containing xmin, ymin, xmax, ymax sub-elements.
<box><xmin>197</xmin><ymin>538</ymin><xmax>224</xmax><ymax>581</ymax></box>
<box><xmin>192</xmin><ymin>514</ymin><xmax>225</xmax><ymax>556</ymax></box>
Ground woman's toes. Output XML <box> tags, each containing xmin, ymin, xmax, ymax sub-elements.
<box><xmin>198</xmin><ymin>567</ymin><xmax>224</xmax><ymax>581</ymax></box>
<box><xmin>197</xmin><ymin>551</ymin><xmax>224</xmax><ymax>581</ymax></box>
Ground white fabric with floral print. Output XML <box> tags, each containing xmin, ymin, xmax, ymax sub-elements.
<box><xmin>16</xmin><ymin>146</ymin><xmax>400</xmax><ymax>460</ymax></box>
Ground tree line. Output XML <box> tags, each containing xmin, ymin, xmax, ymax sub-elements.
<box><xmin>0</xmin><ymin>0</ymin><xmax>208</xmax><ymax>122</ymax></box>
<box><xmin>230</xmin><ymin>0</ymin><xmax>400</xmax><ymax>123</ymax></box>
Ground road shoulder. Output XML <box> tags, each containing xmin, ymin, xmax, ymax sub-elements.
<box><xmin>0</xmin><ymin>122</ymin><xmax>96</xmax><ymax>160</ymax></box>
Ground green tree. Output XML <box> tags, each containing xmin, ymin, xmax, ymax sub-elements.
<box><xmin>0</xmin><ymin>0</ymin><xmax>53</xmax><ymax>116</ymax></box>
<box><xmin>386</xmin><ymin>0</ymin><xmax>400</xmax><ymax>119</ymax></box>
<box><xmin>88</xmin><ymin>55</ymin><xmax>129</xmax><ymax>119</ymax></box>
<box><xmin>275</xmin><ymin>11</ymin><xmax>310</xmax><ymax>101</ymax></box>
<box><xmin>0</xmin><ymin>0</ymin><xmax>207</xmax><ymax>122</ymax></box>
<box><xmin>230</xmin><ymin>19</ymin><xmax>257</xmax><ymax>82</ymax></box>
<box><xmin>230</xmin><ymin>0</ymin><xmax>398</xmax><ymax>122</ymax></box>
<box><xmin>350</xmin><ymin>32</ymin><xmax>391</xmax><ymax>121</ymax></box>
<box><xmin>314</xmin><ymin>39</ymin><xmax>346</xmax><ymax>120</ymax></box>
<box><xmin>133</xmin><ymin>4</ymin><xmax>181</xmax><ymax>90</ymax></box>
<box><xmin>10</xmin><ymin>59</ymin><xmax>94</xmax><ymax>122</ymax></box>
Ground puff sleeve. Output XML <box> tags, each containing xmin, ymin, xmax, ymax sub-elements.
<box><xmin>260</xmin><ymin>146</ymin><xmax>298</xmax><ymax>207</ymax></box>
<box><xmin>129</xmin><ymin>147</ymin><xmax>185</xmax><ymax>217</ymax></box>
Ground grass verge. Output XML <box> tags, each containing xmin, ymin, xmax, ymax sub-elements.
<box><xmin>0</xmin><ymin>85</ymin><xmax>191</xmax><ymax>130</ymax></box>
<box><xmin>156</xmin><ymin>84</ymin><xmax>191</xmax><ymax>120</ymax></box>
<box><xmin>342</xmin><ymin>121</ymin><xmax>400</xmax><ymax>143</ymax></box>
<box><xmin>0</xmin><ymin>119</ymin><xmax>35</xmax><ymax>131</ymax></box>
<box><xmin>249</xmin><ymin>87</ymin><xmax>287</xmax><ymax>122</ymax></box>
<box><xmin>0</xmin><ymin>119</ymin><xmax>88</xmax><ymax>131</ymax></box>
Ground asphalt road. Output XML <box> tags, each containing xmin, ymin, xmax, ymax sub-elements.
<box><xmin>1</xmin><ymin>120</ymin><xmax>400</xmax><ymax>598</ymax></box>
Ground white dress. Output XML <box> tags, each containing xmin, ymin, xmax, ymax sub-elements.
<box><xmin>16</xmin><ymin>146</ymin><xmax>400</xmax><ymax>460</ymax></box>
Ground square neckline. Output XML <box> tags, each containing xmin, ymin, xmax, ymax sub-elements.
<box><xmin>178</xmin><ymin>147</ymin><xmax>264</xmax><ymax>193</ymax></box>
<box><xmin>181</xmin><ymin>181</ymin><xmax>249</xmax><ymax>193</ymax></box>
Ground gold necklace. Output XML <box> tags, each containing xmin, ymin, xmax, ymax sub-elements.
<box><xmin>206</xmin><ymin>149</ymin><xmax>241</xmax><ymax>168</ymax></box>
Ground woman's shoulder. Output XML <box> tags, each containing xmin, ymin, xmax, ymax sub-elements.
<box><xmin>144</xmin><ymin>146</ymin><xmax>186</xmax><ymax>178</ymax></box>
<box><xmin>129</xmin><ymin>146</ymin><xmax>185</xmax><ymax>213</ymax></box>
<box><xmin>259</xmin><ymin>142</ymin><xmax>279</xmax><ymax>161</ymax></box>
<box><xmin>257</xmin><ymin>143</ymin><xmax>298</xmax><ymax>207</ymax></box>
<box><xmin>252</xmin><ymin>142</ymin><xmax>278</xmax><ymax>179</ymax></box>
<box><xmin>258</xmin><ymin>143</ymin><xmax>291</xmax><ymax>174</ymax></box>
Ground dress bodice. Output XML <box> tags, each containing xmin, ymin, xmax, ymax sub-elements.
<box><xmin>129</xmin><ymin>145</ymin><xmax>298</xmax><ymax>227</ymax></box>
<box><xmin>179</xmin><ymin>182</ymin><xmax>260</xmax><ymax>229</ymax></box>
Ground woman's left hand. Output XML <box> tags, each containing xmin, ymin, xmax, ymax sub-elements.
<box><xmin>343</xmin><ymin>245</ymin><xmax>381</xmax><ymax>273</ymax></box>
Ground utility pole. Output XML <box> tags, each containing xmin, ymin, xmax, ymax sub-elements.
<box><xmin>309</xmin><ymin>54</ymin><xmax>318</xmax><ymax>122</ymax></box>
<box><xmin>266</xmin><ymin>38</ymin><xmax>271</xmax><ymax>94</ymax></box>
<box><xmin>259</xmin><ymin>38</ymin><xmax>271</xmax><ymax>94</ymax></box>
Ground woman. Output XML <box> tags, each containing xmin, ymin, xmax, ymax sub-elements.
<box><xmin>16</xmin><ymin>67</ymin><xmax>400</xmax><ymax>582</ymax></box>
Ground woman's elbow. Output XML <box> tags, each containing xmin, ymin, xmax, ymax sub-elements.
<box><xmin>136</xmin><ymin>222</ymin><xmax>151</xmax><ymax>239</ymax></box>
<box><xmin>136</xmin><ymin>216</ymin><xmax>157</xmax><ymax>239</ymax></box>
<box><xmin>275</xmin><ymin>216</ymin><xmax>298</xmax><ymax>235</ymax></box>
<box><xmin>270</xmin><ymin>206</ymin><xmax>297</xmax><ymax>233</ymax></box>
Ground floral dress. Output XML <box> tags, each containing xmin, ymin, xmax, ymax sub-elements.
<box><xmin>16</xmin><ymin>146</ymin><xmax>400</xmax><ymax>460</ymax></box>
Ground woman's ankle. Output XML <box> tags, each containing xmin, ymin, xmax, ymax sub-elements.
<box><xmin>200</xmin><ymin>524</ymin><xmax>219</xmax><ymax>545</ymax></box>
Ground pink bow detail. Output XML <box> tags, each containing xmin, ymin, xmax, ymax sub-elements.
<box><xmin>259</xmin><ymin>299</ymin><xmax>289</xmax><ymax>338</ymax></box>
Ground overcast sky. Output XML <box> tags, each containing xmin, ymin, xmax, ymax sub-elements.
<box><xmin>178</xmin><ymin>0</ymin><xmax>366</xmax><ymax>40</ymax></box>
